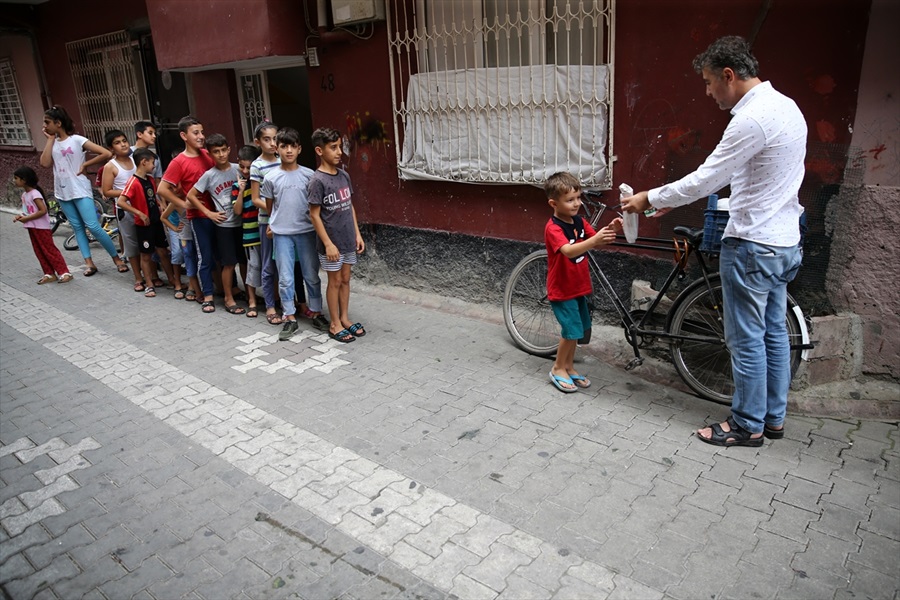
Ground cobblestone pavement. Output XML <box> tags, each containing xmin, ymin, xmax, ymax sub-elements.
<box><xmin>1</xmin><ymin>215</ymin><xmax>898</xmax><ymax>600</ymax></box>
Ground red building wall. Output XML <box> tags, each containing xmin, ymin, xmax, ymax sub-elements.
<box><xmin>147</xmin><ymin>0</ymin><xmax>307</xmax><ymax>70</ymax></box>
<box><xmin>302</xmin><ymin>0</ymin><xmax>871</xmax><ymax>243</ymax></box>
<box><xmin>23</xmin><ymin>0</ymin><xmax>150</xmax><ymax>135</ymax></box>
<box><xmin>6</xmin><ymin>0</ymin><xmax>872</xmax><ymax>245</ymax></box>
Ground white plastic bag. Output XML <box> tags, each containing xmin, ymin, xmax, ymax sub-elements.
<box><xmin>619</xmin><ymin>183</ymin><xmax>638</xmax><ymax>243</ymax></box>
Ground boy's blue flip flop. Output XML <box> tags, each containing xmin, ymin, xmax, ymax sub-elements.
<box><xmin>549</xmin><ymin>371</ymin><xmax>577</xmax><ymax>393</ymax></box>
<box><xmin>570</xmin><ymin>374</ymin><xmax>591</xmax><ymax>389</ymax></box>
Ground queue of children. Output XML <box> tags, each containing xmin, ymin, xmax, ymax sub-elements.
<box><xmin>21</xmin><ymin>107</ymin><xmax>619</xmax><ymax>393</ymax></box>
<box><xmin>17</xmin><ymin>107</ymin><xmax>368</xmax><ymax>344</ymax></box>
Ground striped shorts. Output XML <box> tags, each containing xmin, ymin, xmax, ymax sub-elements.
<box><xmin>318</xmin><ymin>251</ymin><xmax>357</xmax><ymax>272</ymax></box>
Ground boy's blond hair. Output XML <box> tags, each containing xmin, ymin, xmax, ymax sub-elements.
<box><xmin>544</xmin><ymin>172</ymin><xmax>581</xmax><ymax>200</ymax></box>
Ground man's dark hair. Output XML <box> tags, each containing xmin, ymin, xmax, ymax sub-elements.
<box><xmin>134</xmin><ymin>121</ymin><xmax>156</xmax><ymax>135</ymax></box>
<box><xmin>276</xmin><ymin>127</ymin><xmax>301</xmax><ymax>146</ymax></box>
<box><xmin>132</xmin><ymin>147</ymin><xmax>157</xmax><ymax>166</ymax></box>
<box><xmin>238</xmin><ymin>145</ymin><xmax>262</xmax><ymax>162</ymax></box>
<box><xmin>177</xmin><ymin>115</ymin><xmax>202</xmax><ymax>133</ymax></box>
<box><xmin>311</xmin><ymin>127</ymin><xmax>341</xmax><ymax>149</ymax></box>
<box><xmin>104</xmin><ymin>129</ymin><xmax>128</xmax><ymax>148</ymax></box>
<box><xmin>692</xmin><ymin>36</ymin><xmax>759</xmax><ymax>80</ymax></box>
<box><xmin>205</xmin><ymin>133</ymin><xmax>228</xmax><ymax>150</ymax></box>
<box><xmin>544</xmin><ymin>171</ymin><xmax>581</xmax><ymax>200</ymax></box>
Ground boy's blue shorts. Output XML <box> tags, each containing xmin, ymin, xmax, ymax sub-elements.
<box><xmin>551</xmin><ymin>295</ymin><xmax>591</xmax><ymax>340</ymax></box>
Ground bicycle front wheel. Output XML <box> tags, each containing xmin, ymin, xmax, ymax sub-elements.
<box><xmin>503</xmin><ymin>250</ymin><xmax>558</xmax><ymax>357</ymax></box>
<box><xmin>667</xmin><ymin>276</ymin><xmax>802</xmax><ymax>404</ymax></box>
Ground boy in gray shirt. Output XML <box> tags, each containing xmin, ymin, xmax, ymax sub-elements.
<box><xmin>187</xmin><ymin>133</ymin><xmax>246</xmax><ymax>314</ymax></box>
<box><xmin>261</xmin><ymin>127</ymin><xmax>327</xmax><ymax>340</ymax></box>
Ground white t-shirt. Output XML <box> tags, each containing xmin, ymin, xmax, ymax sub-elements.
<box><xmin>51</xmin><ymin>135</ymin><xmax>94</xmax><ymax>200</ymax></box>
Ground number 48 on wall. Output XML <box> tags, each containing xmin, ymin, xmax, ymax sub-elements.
<box><xmin>321</xmin><ymin>74</ymin><xmax>336</xmax><ymax>92</ymax></box>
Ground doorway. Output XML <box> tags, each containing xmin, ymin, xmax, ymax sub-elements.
<box><xmin>137</xmin><ymin>33</ymin><xmax>192</xmax><ymax>171</ymax></box>
<box><xmin>237</xmin><ymin>66</ymin><xmax>315</xmax><ymax>169</ymax></box>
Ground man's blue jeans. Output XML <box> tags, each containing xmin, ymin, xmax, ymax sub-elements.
<box><xmin>272</xmin><ymin>231</ymin><xmax>322</xmax><ymax>317</ymax></box>
<box><xmin>720</xmin><ymin>237</ymin><xmax>801</xmax><ymax>434</ymax></box>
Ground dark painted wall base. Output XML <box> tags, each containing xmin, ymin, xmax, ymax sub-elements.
<box><xmin>354</xmin><ymin>224</ymin><xmax>679</xmax><ymax>325</ymax></box>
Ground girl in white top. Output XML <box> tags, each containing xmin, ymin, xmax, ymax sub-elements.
<box><xmin>38</xmin><ymin>105</ymin><xmax>127</xmax><ymax>277</ymax></box>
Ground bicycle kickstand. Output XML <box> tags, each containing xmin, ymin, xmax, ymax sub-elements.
<box><xmin>625</xmin><ymin>357</ymin><xmax>644</xmax><ymax>371</ymax></box>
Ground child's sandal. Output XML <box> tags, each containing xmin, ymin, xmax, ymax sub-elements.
<box><xmin>37</xmin><ymin>274</ymin><xmax>58</xmax><ymax>285</ymax></box>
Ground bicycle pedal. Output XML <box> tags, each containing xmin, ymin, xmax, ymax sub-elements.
<box><xmin>625</xmin><ymin>357</ymin><xmax>644</xmax><ymax>371</ymax></box>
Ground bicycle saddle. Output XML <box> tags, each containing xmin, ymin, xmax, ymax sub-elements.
<box><xmin>673</xmin><ymin>226</ymin><xmax>705</xmax><ymax>248</ymax></box>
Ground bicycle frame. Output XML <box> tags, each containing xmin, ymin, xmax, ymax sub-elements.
<box><xmin>581</xmin><ymin>191</ymin><xmax>812</xmax><ymax>368</ymax></box>
<box><xmin>586</xmin><ymin>240</ymin><xmax>723</xmax><ymax>370</ymax></box>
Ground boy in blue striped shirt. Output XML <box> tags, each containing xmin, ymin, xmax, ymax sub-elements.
<box><xmin>232</xmin><ymin>145</ymin><xmax>262</xmax><ymax>317</ymax></box>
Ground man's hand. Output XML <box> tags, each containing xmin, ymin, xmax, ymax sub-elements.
<box><xmin>266</xmin><ymin>227</ymin><xmax>273</xmax><ymax>239</ymax></box>
<box><xmin>621</xmin><ymin>191</ymin><xmax>651</xmax><ymax>214</ymax></box>
<box><xmin>137</xmin><ymin>212</ymin><xmax>149</xmax><ymax>226</ymax></box>
<box><xmin>621</xmin><ymin>192</ymin><xmax>671</xmax><ymax>218</ymax></box>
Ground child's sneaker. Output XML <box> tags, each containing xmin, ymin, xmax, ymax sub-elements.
<box><xmin>279</xmin><ymin>319</ymin><xmax>299</xmax><ymax>341</ymax></box>
<box><xmin>311</xmin><ymin>314</ymin><xmax>330</xmax><ymax>332</ymax></box>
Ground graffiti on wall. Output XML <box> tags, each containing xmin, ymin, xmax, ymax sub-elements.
<box><xmin>344</xmin><ymin>112</ymin><xmax>392</xmax><ymax>173</ymax></box>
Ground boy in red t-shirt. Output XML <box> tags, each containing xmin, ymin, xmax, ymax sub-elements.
<box><xmin>544</xmin><ymin>172</ymin><xmax>621</xmax><ymax>393</ymax></box>
<box><xmin>119</xmin><ymin>148</ymin><xmax>174</xmax><ymax>298</ymax></box>
<box><xmin>157</xmin><ymin>116</ymin><xmax>214</xmax><ymax>306</ymax></box>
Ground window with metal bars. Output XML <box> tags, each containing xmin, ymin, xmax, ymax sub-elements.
<box><xmin>0</xmin><ymin>59</ymin><xmax>32</xmax><ymax>147</ymax></box>
<box><xmin>66</xmin><ymin>31</ymin><xmax>148</xmax><ymax>144</ymax></box>
<box><xmin>387</xmin><ymin>0</ymin><xmax>615</xmax><ymax>188</ymax></box>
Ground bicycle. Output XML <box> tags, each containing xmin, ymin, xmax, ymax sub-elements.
<box><xmin>502</xmin><ymin>192</ymin><xmax>812</xmax><ymax>404</ymax></box>
<box><xmin>45</xmin><ymin>197</ymin><xmax>68</xmax><ymax>234</ymax></box>
<box><xmin>63</xmin><ymin>202</ymin><xmax>119</xmax><ymax>251</ymax></box>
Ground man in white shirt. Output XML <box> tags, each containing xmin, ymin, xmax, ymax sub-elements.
<box><xmin>622</xmin><ymin>36</ymin><xmax>805</xmax><ymax>448</ymax></box>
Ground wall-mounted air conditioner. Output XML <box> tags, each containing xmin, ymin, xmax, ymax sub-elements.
<box><xmin>331</xmin><ymin>0</ymin><xmax>385</xmax><ymax>26</ymax></box>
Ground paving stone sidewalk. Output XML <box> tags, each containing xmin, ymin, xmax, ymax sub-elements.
<box><xmin>1</xmin><ymin>215</ymin><xmax>898</xmax><ymax>599</ymax></box>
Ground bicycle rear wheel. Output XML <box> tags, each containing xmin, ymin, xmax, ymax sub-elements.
<box><xmin>667</xmin><ymin>276</ymin><xmax>802</xmax><ymax>404</ymax></box>
<box><xmin>503</xmin><ymin>250</ymin><xmax>558</xmax><ymax>357</ymax></box>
